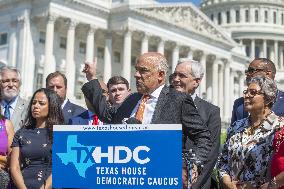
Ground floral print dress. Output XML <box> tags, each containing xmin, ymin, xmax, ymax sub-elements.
<box><xmin>11</xmin><ymin>127</ymin><xmax>51</xmax><ymax>189</ymax></box>
<box><xmin>218</xmin><ymin>112</ymin><xmax>284</xmax><ymax>187</ymax></box>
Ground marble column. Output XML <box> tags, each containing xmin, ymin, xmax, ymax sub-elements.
<box><xmin>85</xmin><ymin>26</ymin><xmax>96</xmax><ymax>63</ymax></box>
<box><xmin>250</xmin><ymin>39</ymin><xmax>255</xmax><ymax>59</ymax></box>
<box><xmin>65</xmin><ymin>20</ymin><xmax>77</xmax><ymax>98</ymax></box>
<box><xmin>224</xmin><ymin>61</ymin><xmax>230</xmax><ymax>121</ymax></box>
<box><xmin>141</xmin><ymin>33</ymin><xmax>148</xmax><ymax>54</ymax></box>
<box><xmin>122</xmin><ymin>29</ymin><xmax>132</xmax><ymax>83</ymax></box>
<box><xmin>103</xmin><ymin>32</ymin><xmax>112</xmax><ymax>83</ymax></box>
<box><xmin>43</xmin><ymin>14</ymin><xmax>57</xmax><ymax>87</ymax></box>
<box><xmin>200</xmin><ymin>52</ymin><xmax>207</xmax><ymax>95</ymax></box>
<box><xmin>263</xmin><ymin>39</ymin><xmax>267</xmax><ymax>58</ymax></box>
<box><xmin>218</xmin><ymin>62</ymin><xmax>224</xmax><ymax>116</ymax></box>
<box><xmin>187</xmin><ymin>49</ymin><xmax>193</xmax><ymax>59</ymax></box>
<box><xmin>212</xmin><ymin>60</ymin><xmax>219</xmax><ymax>106</ymax></box>
<box><xmin>172</xmin><ymin>44</ymin><xmax>179</xmax><ymax>73</ymax></box>
<box><xmin>230</xmin><ymin>8</ymin><xmax>236</xmax><ymax>24</ymax></box>
<box><xmin>157</xmin><ymin>38</ymin><xmax>164</xmax><ymax>55</ymax></box>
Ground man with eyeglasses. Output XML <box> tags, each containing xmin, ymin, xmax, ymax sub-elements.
<box><xmin>171</xmin><ymin>58</ymin><xmax>221</xmax><ymax>189</ymax></box>
<box><xmin>0</xmin><ymin>66</ymin><xmax>28</xmax><ymax>131</ymax></box>
<box><xmin>231</xmin><ymin>58</ymin><xmax>284</xmax><ymax>125</ymax></box>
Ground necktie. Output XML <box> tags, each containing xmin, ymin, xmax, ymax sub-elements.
<box><xmin>4</xmin><ymin>104</ymin><xmax>11</xmax><ymax>120</ymax></box>
<box><xmin>92</xmin><ymin>115</ymin><xmax>99</xmax><ymax>125</ymax></box>
<box><xmin>135</xmin><ymin>95</ymin><xmax>150</xmax><ymax>123</ymax></box>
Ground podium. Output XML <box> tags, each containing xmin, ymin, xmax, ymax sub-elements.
<box><xmin>53</xmin><ymin>124</ymin><xmax>182</xmax><ymax>188</ymax></box>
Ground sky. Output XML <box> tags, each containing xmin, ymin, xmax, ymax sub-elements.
<box><xmin>158</xmin><ymin>0</ymin><xmax>201</xmax><ymax>6</ymax></box>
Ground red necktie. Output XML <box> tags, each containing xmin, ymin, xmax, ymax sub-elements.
<box><xmin>92</xmin><ymin>115</ymin><xmax>99</xmax><ymax>125</ymax></box>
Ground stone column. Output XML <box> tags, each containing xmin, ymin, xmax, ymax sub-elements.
<box><xmin>103</xmin><ymin>32</ymin><xmax>112</xmax><ymax>83</ymax></box>
<box><xmin>274</xmin><ymin>40</ymin><xmax>279</xmax><ymax>69</ymax></box>
<box><xmin>8</xmin><ymin>26</ymin><xmax>17</xmax><ymax>67</ymax></box>
<box><xmin>86</xmin><ymin>26</ymin><xmax>96</xmax><ymax>63</ymax></box>
<box><xmin>141</xmin><ymin>33</ymin><xmax>148</xmax><ymax>54</ymax></box>
<box><xmin>187</xmin><ymin>49</ymin><xmax>193</xmax><ymax>59</ymax></box>
<box><xmin>218</xmin><ymin>62</ymin><xmax>224</xmax><ymax>116</ymax></box>
<box><xmin>157</xmin><ymin>38</ymin><xmax>164</xmax><ymax>55</ymax></box>
<box><xmin>224</xmin><ymin>61</ymin><xmax>230</xmax><ymax>121</ymax></box>
<box><xmin>65</xmin><ymin>20</ymin><xmax>77</xmax><ymax>98</ymax></box>
<box><xmin>122</xmin><ymin>29</ymin><xmax>132</xmax><ymax>83</ymax></box>
<box><xmin>200</xmin><ymin>52</ymin><xmax>207</xmax><ymax>95</ymax></box>
<box><xmin>263</xmin><ymin>39</ymin><xmax>267</xmax><ymax>58</ymax></box>
<box><xmin>212</xmin><ymin>59</ymin><xmax>219</xmax><ymax>106</ymax></box>
<box><xmin>230</xmin><ymin>70</ymin><xmax>235</xmax><ymax>112</ymax></box>
<box><xmin>250</xmin><ymin>39</ymin><xmax>255</xmax><ymax>59</ymax></box>
<box><xmin>240</xmin><ymin>8</ymin><xmax>245</xmax><ymax>23</ymax></box>
<box><xmin>172</xmin><ymin>44</ymin><xmax>179</xmax><ymax>73</ymax></box>
<box><xmin>230</xmin><ymin>8</ymin><xmax>236</xmax><ymax>24</ymax></box>
<box><xmin>221</xmin><ymin>11</ymin><xmax>226</xmax><ymax>24</ymax></box>
<box><xmin>43</xmin><ymin>14</ymin><xmax>57</xmax><ymax>87</ymax></box>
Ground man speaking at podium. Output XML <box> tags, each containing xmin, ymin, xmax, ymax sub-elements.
<box><xmin>82</xmin><ymin>52</ymin><xmax>212</xmax><ymax>188</ymax></box>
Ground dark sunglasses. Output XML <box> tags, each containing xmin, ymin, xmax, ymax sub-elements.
<box><xmin>245</xmin><ymin>67</ymin><xmax>267</xmax><ymax>75</ymax></box>
<box><xmin>243</xmin><ymin>89</ymin><xmax>264</xmax><ymax>97</ymax></box>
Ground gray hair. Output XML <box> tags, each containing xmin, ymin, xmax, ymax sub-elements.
<box><xmin>0</xmin><ymin>66</ymin><xmax>21</xmax><ymax>82</ymax></box>
<box><xmin>177</xmin><ymin>58</ymin><xmax>204</xmax><ymax>79</ymax></box>
<box><xmin>248</xmin><ymin>76</ymin><xmax>278</xmax><ymax>106</ymax></box>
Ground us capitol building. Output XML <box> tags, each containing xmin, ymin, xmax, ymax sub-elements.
<box><xmin>0</xmin><ymin>0</ymin><xmax>283</xmax><ymax>123</ymax></box>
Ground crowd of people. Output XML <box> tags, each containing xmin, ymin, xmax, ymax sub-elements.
<box><xmin>0</xmin><ymin>52</ymin><xmax>283</xmax><ymax>189</ymax></box>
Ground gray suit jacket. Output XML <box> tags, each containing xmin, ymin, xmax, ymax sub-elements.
<box><xmin>11</xmin><ymin>97</ymin><xmax>29</xmax><ymax>131</ymax></box>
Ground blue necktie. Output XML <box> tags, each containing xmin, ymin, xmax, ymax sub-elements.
<box><xmin>4</xmin><ymin>104</ymin><xmax>11</xmax><ymax>119</ymax></box>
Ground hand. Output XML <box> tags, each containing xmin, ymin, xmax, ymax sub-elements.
<box><xmin>260</xmin><ymin>182</ymin><xmax>269</xmax><ymax>189</ymax></box>
<box><xmin>236</xmin><ymin>181</ymin><xmax>255</xmax><ymax>189</ymax></box>
<box><xmin>82</xmin><ymin>59</ymin><xmax>97</xmax><ymax>81</ymax></box>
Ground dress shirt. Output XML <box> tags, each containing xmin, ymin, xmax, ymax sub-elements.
<box><xmin>130</xmin><ymin>85</ymin><xmax>164</xmax><ymax>124</ymax></box>
<box><xmin>1</xmin><ymin>96</ymin><xmax>19</xmax><ymax>117</ymax></box>
<box><xmin>61</xmin><ymin>99</ymin><xmax>68</xmax><ymax>109</ymax></box>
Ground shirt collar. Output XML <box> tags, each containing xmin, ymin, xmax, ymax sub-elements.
<box><xmin>61</xmin><ymin>99</ymin><xmax>68</xmax><ymax>109</ymax></box>
<box><xmin>2</xmin><ymin>96</ymin><xmax>19</xmax><ymax>110</ymax></box>
<box><xmin>191</xmin><ymin>92</ymin><xmax>197</xmax><ymax>101</ymax></box>
<box><xmin>150</xmin><ymin>84</ymin><xmax>164</xmax><ymax>99</ymax></box>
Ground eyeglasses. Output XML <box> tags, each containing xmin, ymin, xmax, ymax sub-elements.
<box><xmin>243</xmin><ymin>89</ymin><xmax>264</xmax><ymax>97</ymax></box>
<box><xmin>245</xmin><ymin>67</ymin><xmax>267</xmax><ymax>75</ymax></box>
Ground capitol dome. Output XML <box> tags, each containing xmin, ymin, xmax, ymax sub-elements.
<box><xmin>201</xmin><ymin>0</ymin><xmax>284</xmax><ymax>88</ymax></box>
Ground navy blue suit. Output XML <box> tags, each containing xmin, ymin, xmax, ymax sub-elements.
<box><xmin>231</xmin><ymin>90</ymin><xmax>284</xmax><ymax>125</ymax></box>
<box><xmin>62</xmin><ymin>100</ymin><xmax>86</xmax><ymax>124</ymax></box>
<box><xmin>68</xmin><ymin>110</ymin><xmax>90</xmax><ymax>125</ymax></box>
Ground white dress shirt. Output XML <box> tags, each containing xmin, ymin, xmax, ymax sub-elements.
<box><xmin>130</xmin><ymin>85</ymin><xmax>164</xmax><ymax>124</ymax></box>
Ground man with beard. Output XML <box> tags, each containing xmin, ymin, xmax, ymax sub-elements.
<box><xmin>0</xmin><ymin>66</ymin><xmax>28</xmax><ymax>131</ymax></box>
<box><xmin>231</xmin><ymin>58</ymin><xmax>284</xmax><ymax>125</ymax></box>
<box><xmin>82</xmin><ymin>52</ymin><xmax>211</xmax><ymax>188</ymax></box>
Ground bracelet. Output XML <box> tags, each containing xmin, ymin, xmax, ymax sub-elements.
<box><xmin>268</xmin><ymin>177</ymin><xmax>277</xmax><ymax>189</ymax></box>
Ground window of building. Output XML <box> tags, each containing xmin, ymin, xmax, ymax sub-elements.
<box><xmin>0</xmin><ymin>33</ymin><xmax>8</xmax><ymax>46</ymax></box>
<box><xmin>255</xmin><ymin>46</ymin><xmax>260</xmax><ymax>58</ymax></box>
<box><xmin>273</xmin><ymin>12</ymin><xmax>277</xmax><ymax>24</ymax></box>
<box><xmin>236</xmin><ymin>10</ymin><xmax>240</xmax><ymax>23</ymax></box>
<box><xmin>282</xmin><ymin>13</ymin><xmax>284</xmax><ymax>25</ymax></box>
<box><xmin>35</xmin><ymin>73</ymin><xmax>43</xmax><ymax>90</ymax></box>
<box><xmin>114</xmin><ymin>51</ymin><xmax>120</xmax><ymax>63</ymax></box>
<box><xmin>245</xmin><ymin>45</ymin><xmax>250</xmax><ymax>57</ymax></box>
<box><xmin>265</xmin><ymin>10</ymin><xmax>268</xmax><ymax>23</ymax></box>
<box><xmin>210</xmin><ymin>14</ymin><xmax>214</xmax><ymax>21</ymax></box>
<box><xmin>245</xmin><ymin>9</ymin><xmax>249</xmax><ymax>22</ymax></box>
<box><xmin>97</xmin><ymin>47</ymin><xmax>104</xmax><ymax>59</ymax></box>
<box><xmin>255</xmin><ymin>10</ymin><xmax>259</xmax><ymax>22</ymax></box>
<box><xmin>39</xmin><ymin>31</ymin><xmax>45</xmax><ymax>44</ymax></box>
<box><xmin>226</xmin><ymin>11</ymin><xmax>230</xmax><ymax>23</ymax></box>
<box><xmin>60</xmin><ymin>37</ymin><xmax>66</xmax><ymax>49</ymax></box>
<box><xmin>75</xmin><ymin>81</ymin><xmax>84</xmax><ymax>99</ymax></box>
<box><xmin>218</xmin><ymin>12</ymin><xmax>222</xmax><ymax>24</ymax></box>
<box><xmin>79</xmin><ymin>42</ymin><xmax>86</xmax><ymax>54</ymax></box>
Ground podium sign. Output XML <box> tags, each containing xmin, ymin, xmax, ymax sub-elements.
<box><xmin>52</xmin><ymin>124</ymin><xmax>182</xmax><ymax>188</ymax></box>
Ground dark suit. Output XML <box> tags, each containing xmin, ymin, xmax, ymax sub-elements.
<box><xmin>189</xmin><ymin>96</ymin><xmax>221</xmax><ymax>189</ymax></box>
<box><xmin>62</xmin><ymin>100</ymin><xmax>86</xmax><ymax>124</ymax></box>
<box><xmin>231</xmin><ymin>90</ymin><xmax>284</xmax><ymax>125</ymax></box>
<box><xmin>82</xmin><ymin>79</ymin><xmax>212</xmax><ymax>164</ymax></box>
<box><xmin>68</xmin><ymin>110</ymin><xmax>90</xmax><ymax>125</ymax></box>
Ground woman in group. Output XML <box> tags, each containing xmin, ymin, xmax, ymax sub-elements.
<box><xmin>218</xmin><ymin>75</ymin><xmax>284</xmax><ymax>189</ymax></box>
<box><xmin>0</xmin><ymin>106</ymin><xmax>14</xmax><ymax>188</ymax></box>
<box><xmin>10</xmin><ymin>88</ymin><xmax>64</xmax><ymax>189</ymax></box>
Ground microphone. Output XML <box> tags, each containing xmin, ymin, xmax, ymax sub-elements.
<box><xmin>125</xmin><ymin>117</ymin><xmax>142</xmax><ymax>124</ymax></box>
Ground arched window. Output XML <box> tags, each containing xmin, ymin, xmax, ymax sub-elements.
<box><xmin>236</xmin><ymin>10</ymin><xmax>240</xmax><ymax>23</ymax></box>
<box><xmin>218</xmin><ymin>12</ymin><xmax>222</xmax><ymax>24</ymax></box>
<box><xmin>226</xmin><ymin>11</ymin><xmax>230</xmax><ymax>23</ymax></box>
<box><xmin>255</xmin><ymin>10</ymin><xmax>259</xmax><ymax>22</ymax></box>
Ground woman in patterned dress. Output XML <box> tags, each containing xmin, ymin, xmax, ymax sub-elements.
<box><xmin>10</xmin><ymin>88</ymin><xmax>64</xmax><ymax>189</ymax></box>
<box><xmin>218</xmin><ymin>76</ymin><xmax>284</xmax><ymax>189</ymax></box>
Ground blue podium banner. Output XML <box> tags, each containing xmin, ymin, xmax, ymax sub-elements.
<box><xmin>52</xmin><ymin>124</ymin><xmax>182</xmax><ymax>189</ymax></box>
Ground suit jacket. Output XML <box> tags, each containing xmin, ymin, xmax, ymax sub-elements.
<box><xmin>231</xmin><ymin>90</ymin><xmax>284</xmax><ymax>125</ymax></box>
<box><xmin>62</xmin><ymin>100</ymin><xmax>86</xmax><ymax>124</ymax></box>
<box><xmin>82</xmin><ymin>79</ymin><xmax>212</xmax><ymax>164</ymax></box>
<box><xmin>191</xmin><ymin>96</ymin><xmax>221</xmax><ymax>189</ymax></box>
<box><xmin>68</xmin><ymin>110</ymin><xmax>90</xmax><ymax>125</ymax></box>
<box><xmin>11</xmin><ymin>97</ymin><xmax>29</xmax><ymax>131</ymax></box>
